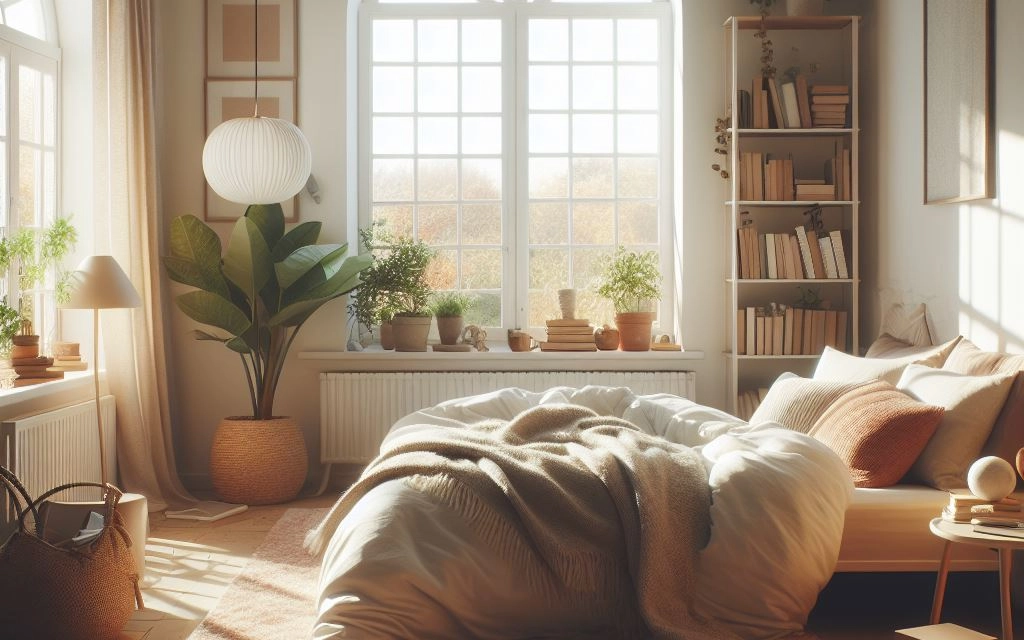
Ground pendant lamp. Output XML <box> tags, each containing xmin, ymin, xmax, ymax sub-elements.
<box><xmin>202</xmin><ymin>1</ymin><xmax>311</xmax><ymax>205</ymax></box>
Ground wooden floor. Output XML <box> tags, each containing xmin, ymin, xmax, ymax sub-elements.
<box><xmin>121</xmin><ymin>495</ymin><xmax>1019</xmax><ymax>639</ymax></box>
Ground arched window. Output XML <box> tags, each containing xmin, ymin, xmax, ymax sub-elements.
<box><xmin>0</xmin><ymin>0</ymin><xmax>57</xmax><ymax>44</ymax></box>
<box><xmin>358</xmin><ymin>0</ymin><xmax>673</xmax><ymax>334</ymax></box>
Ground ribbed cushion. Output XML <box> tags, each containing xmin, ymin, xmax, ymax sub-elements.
<box><xmin>810</xmin><ymin>380</ymin><xmax>945</xmax><ymax>488</ymax></box>
<box><xmin>750</xmin><ymin>374</ymin><xmax>871</xmax><ymax>434</ymax></box>
<box><xmin>942</xmin><ymin>338</ymin><xmax>1024</xmax><ymax>467</ymax></box>
<box><xmin>897</xmin><ymin>364</ymin><xmax>1016</xmax><ymax>490</ymax></box>
<box><xmin>813</xmin><ymin>337</ymin><xmax>961</xmax><ymax>385</ymax></box>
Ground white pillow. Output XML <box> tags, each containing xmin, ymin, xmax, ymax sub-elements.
<box><xmin>813</xmin><ymin>338</ymin><xmax>960</xmax><ymax>385</ymax></box>
<box><xmin>898</xmin><ymin>364</ymin><xmax>1016</xmax><ymax>489</ymax></box>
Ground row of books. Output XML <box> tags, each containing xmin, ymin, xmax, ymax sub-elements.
<box><xmin>737</xmin><ymin>224</ymin><xmax>850</xmax><ymax>280</ymax></box>
<box><xmin>811</xmin><ymin>84</ymin><xmax>850</xmax><ymax>128</ymax></box>
<box><xmin>738</xmin><ymin>75</ymin><xmax>849</xmax><ymax>130</ymax></box>
<box><xmin>540</xmin><ymin>318</ymin><xmax>597</xmax><ymax>352</ymax></box>
<box><xmin>737</xmin><ymin>304</ymin><xmax>848</xmax><ymax>356</ymax></box>
<box><xmin>738</xmin><ymin>145</ymin><xmax>851</xmax><ymax>202</ymax></box>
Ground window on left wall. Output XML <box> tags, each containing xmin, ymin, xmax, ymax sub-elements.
<box><xmin>0</xmin><ymin>10</ymin><xmax>61</xmax><ymax>355</ymax></box>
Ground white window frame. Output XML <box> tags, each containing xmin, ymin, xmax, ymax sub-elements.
<box><xmin>0</xmin><ymin>23</ymin><xmax>61</xmax><ymax>352</ymax></box>
<box><xmin>358</xmin><ymin>0</ymin><xmax>674</xmax><ymax>334</ymax></box>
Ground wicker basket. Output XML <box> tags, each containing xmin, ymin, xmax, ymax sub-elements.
<box><xmin>209</xmin><ymin>417</ymin><xmax>307</xmax><ymax>505</ymax></box>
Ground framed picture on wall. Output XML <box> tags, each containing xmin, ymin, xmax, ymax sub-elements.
<box><xmin>204</xmin><ymin>78</ymin><xmax>299</xmax><ymax>222</ymax></box>
<box><xmin>206</xmin><ymin>0</ymin><xmax>297</xmax><ymax>78</ymax></box>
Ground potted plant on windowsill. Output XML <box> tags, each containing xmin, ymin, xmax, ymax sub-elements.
<box><xmin>163</xmin><ymin>204</ymin><xmax>371</xmax><ymax>505</ymax></box>
<box><xmin>595</xmin><ymin>247</ymin><xmax>662</xmax><ymax>351</ymax></box>
<box><xmin>352</xmin><ymin>225</ymin><xmax>435</xmax><ymax>352</ymax></box>
<box><xmin>430</xmin><ymin>291</ymin><xmax>472</xmax><ymax>346</ymax></box>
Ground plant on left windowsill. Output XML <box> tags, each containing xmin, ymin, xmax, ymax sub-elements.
<box><xmin>163</xmin><ymin>203</ymin><xmax>371</xmax><ymax>504</ymax></box>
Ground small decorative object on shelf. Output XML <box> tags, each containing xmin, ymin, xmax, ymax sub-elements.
<box><xmin>594</xmin><ymin>325</ymin><xmax>620</xmax><ymax>351</ymax></box>
<box><xmin>557</xmin><ymin>288</ymin><xmax>577</xmax><ymax>320</ymax></box>
<box><xmin>460</xmin><ymin>324</ymin><xmax>488</xmax><ymax>352</ymax></box>
<box><xmin>507</xmin><ymin>329</ymin><xmax>538</xmax><ymax>352</ymax></box>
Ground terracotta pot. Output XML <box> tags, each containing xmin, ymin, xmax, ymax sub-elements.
<box><xmin>392</xmin><ymin>314</ymin><xmax>432</xmax><ymax>352</ymax></box>
<box><xmin>594</xmin><ymin>325</ymin><xmax>620</xmax><ymax>351</ymax></box>
<box><xmin>210</xmin><ymin>416</ymin><xmax>307</xmax><ymax>505</ymax></box>
<box><xmin>436</xmin><ymin>315</ymin><xmax>464</xmax><ymax>346</ymax></box>
<box><xmin>615</xmin><ymin>312</ymin><xmax>654</xmax><ymax>351</ymax></box>
<box><xmin>379</xmin><ymin>321</ymin><xmax>394</xmax><ymax>350</ymax></box>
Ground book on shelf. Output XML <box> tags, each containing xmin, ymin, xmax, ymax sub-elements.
<box><xmin>794</xmin><ymin>226</ymin><xmax>816</xmax><ymax>279</ymax></box>
<box><xmin>812</xmin><ymin>103</ymin><xmax>847</xmax><ymax>112</ymax></box>
<box><xmin>811</xmin><ymin>84</ymin><xmax>849</xmax><ymax>95</ymax></box>
<box><xmin>829</xmin><ymin>230</ymin><xmax>849</xmax><ymax>278</ymax></box>
<box><xmin>791</xmin><ymin>308</ymin><xmax>805</xmax><ymax>355</ymax></box>
<box><xmin>819</xmin><ymin>236</ymin><xmax>839</xmax><ymax>279</ymax></box>
<box><xmin>766</xmin><ymin>76</ymin><xmax>785</xmax><ymax>129</ymax></box>
<box><xmin>765</xmin><ymin>233</ymin><xmax>778</xmax><ymax>279</ymax></box>
<box><xmin>772</xmin><ymin>310</ymin><xmax>784</xmax><ymax>356</ymax></box>
<box><xmin>780</xmin><ymin>81</ymin><xmax>800</xmax><ymax>128</ymax></box>
<box><xmin>745</xmin><ymin>306</ymin><xmax>756</xmax><ymax>356</ymax></box>
<box><xmin>755</xmin><ymin>312</ymin><xmax>766</xmax><ymax>355</ymax></box>
<box><xmin>539</xmin><ymin>342</ymin><xmax>598</xmax><ymax>352</ymax></box>
<box><xmin>737</xmin><ymin>89</ymin><xmax>752</xmax><ymax>128</ymax></box>
<box><xmin>806</xmin><ymin>229</ymin><xmax>827</xmax><ymax>279</ymax></box>
<box><xmin>812</xmin><ymin>94</ymin><xmax>850</xmax><ymax>104</ymax></box>
<box><xmin>836</xmin><ymin>310</ymin><xmax>848</xmax><ymax>351</ymax></box>
<box><xmin>737</xmin><ymin>309</ymin><xmax>746</xmax><ymax>355</ymax></box>
<box><xmin>783</xmin><ymin>307</ymin><xmax>794</xmax><ymax>355</ymax></box>
<box><xmin>794</xmin><ymin>73</ymin><xmax>812</xmax><ymax>128</ymax></box>
<box><xmin>824</xmin><ymin>309</ymin><xmax>839</xmax><ymax>349</ymax></box>
<box><xmin>757</xmin><ymin>232</ymin><xmax>767</xmax><ymax>279</ymax></box>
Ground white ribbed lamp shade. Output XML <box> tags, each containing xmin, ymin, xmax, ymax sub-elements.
<box><xmin>202</xmin><ymin>116</ymin><xmax>312</xmax><ymax>205</ymax></box>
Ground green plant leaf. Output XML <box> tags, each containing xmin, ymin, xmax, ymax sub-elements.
<box><xmin>175</xmin><ymin>290</ymin><xmax>252</xmax><ymax>337</ymax></box>
<box><xmin>225</xmin><ymin>336</ymin><xmax>251</xmax><ymax>354</ymax></box>
<box><xmin>191</xmin><ymin>329</ymin><xmax>228</xmax><ymax>342</ymax></box>
<box><xmin>168</xmin><ymin>215</ymin><xmax>222</xmax><ymax>269</ymax></box>
<box><xmin>275</xmin><ymin>244</ymin><xmax>348</xmax><ymax>291</ymax></box>
<box><xmin>282</xmin><ymin>253</ymin><xmax>370</xmax><ymax>307</ymax></box>
<box><xmin>223</xmin><ymin>217</ymin><xmax>272</xmax><ymax>303</ymax></box>
<box><xmin>163</xmin><ymin>256</ymin><xmax>230</xmax><ymax>299</ymax></box>
<box><xmin>271</xmin><ymin>221</ymin><xmax>322</xmax><ymax>262</ymax></box>
<box><xmin>245</xmin><ymin>204</ymin><xmax>285</xmax><ymax>249</ymax></box>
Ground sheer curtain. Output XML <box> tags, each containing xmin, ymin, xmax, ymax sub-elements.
<box><xmin>93</xmin><ymin>0</ymin><xmax>193</xmax><ymax>511</ymax></box>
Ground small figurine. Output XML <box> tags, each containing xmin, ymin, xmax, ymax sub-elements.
<box><xmin>461</xmin><ymin>324</ymin><xmax>489</xmax><ymax>352</ymax></box>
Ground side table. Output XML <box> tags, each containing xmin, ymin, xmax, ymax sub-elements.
<box><xmin>929</xmin><ymin>517</ymin><xmax>1021</xmax><ymax>640</ymax></box>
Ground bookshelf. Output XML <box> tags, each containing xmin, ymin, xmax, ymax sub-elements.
<box><xmin>723</xmin><ymin>15</ymin><xmax>860</xmax><ymax>418</ymax></box>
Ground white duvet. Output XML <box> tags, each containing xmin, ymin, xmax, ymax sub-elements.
<box><xmin>314</xmin><ymin>386</ymin><xmax>852</xmax><ymax>639</ymax></box>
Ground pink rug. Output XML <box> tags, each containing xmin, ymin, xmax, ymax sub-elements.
<box><xmin>189</xmin><ymin>508</ymin><xmax>326</xmax><ymax>640</ymax></box>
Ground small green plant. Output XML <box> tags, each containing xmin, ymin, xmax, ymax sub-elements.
<box><xmin>0</xmin><ymin>297</ymin><xmax>21</xmax><ymax>357</ymax></box>
<box><xmin>0</xmin><ymin>217</ymin><xmax>79</xmax><ymax>323</ymax></box>
<box><xmin>429</xmin><ymin>290</ymin><xmax>471</xmax><ymax>318</ymax></box>
<box><xmin>350</xmin><ymin>225</ymin><xmax>435</xmax><ymax>324</ymax></box>
<box><xmin>596</xmin><ymin>247</ymin><xmax>662</xmax><ymax>314</ymax></box>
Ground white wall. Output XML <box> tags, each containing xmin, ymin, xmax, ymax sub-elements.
<box><xmin>152</xmin><ymin>0</ymin><xmax>825</xmax><ymax>487</ymax></box>
<box><xmin>860</xmin><ymin>0</ymin><xmax>1024</xmax><ymax>353</ymax></box>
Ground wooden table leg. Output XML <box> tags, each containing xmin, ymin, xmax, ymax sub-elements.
<box><xmin>930</xmin><ymin>541</ymin><xmax>953</xmax><ymax>625</ymax></box>
<box><xmin>1000</xmin><ymin>548</ymin><xmax>1014</xmax><ymax>640</ymax></box>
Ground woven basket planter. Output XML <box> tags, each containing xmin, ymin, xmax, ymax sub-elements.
<box><xmin>210</xmin><ymin>417</ymin><xmax>307</xmax><ymax>505</ymax></box>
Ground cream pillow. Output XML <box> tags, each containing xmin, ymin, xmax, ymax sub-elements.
<box><xmin>749</xmin><ymin>373</ymin><xmax>871</xmax><ymax>434</ymax></box>
<box><xmin>813</xmin><ymin>338</ymin><xmax>960</xmax><ymax>385</ymax></box>
<box><xmin>898</xmin><ymin>364</ymin><xmax>1017</xmax><ymax>490</ymax></box>
<box><xmin>879</xmin><ymin>302</ymin><xmax>932</xmax><ymax>346</ymax></box>
<box><xmin>865</xmin><ymin>333</ymin><xmax>961</xmax><ymax>359</ymax></box>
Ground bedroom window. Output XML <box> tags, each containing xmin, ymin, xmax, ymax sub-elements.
<box><xmin>359</xmin><ymin>0</ymin><xmax>672</xmax><ymax>333</ymax></box>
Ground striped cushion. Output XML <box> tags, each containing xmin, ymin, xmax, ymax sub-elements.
<box><xmin>749</xmin><ymin>374</ymin><xmax>870</xmax><ymax>434</ymax></box>
<box><xmin>810</xmin><ymin>380</ymin><xmax>945</xmax><ymax>488</ymax></box>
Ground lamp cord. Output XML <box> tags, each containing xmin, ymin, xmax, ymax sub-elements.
<box><xmin>253</xmin><ymin>0</ymin><xmax>259</xmax><ymax>117</ymax></box>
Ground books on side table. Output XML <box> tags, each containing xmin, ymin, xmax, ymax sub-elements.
<box><xmin>940</xmin><ymin>490</ymin><xmax>1021</xmax><ymax>524</ymax></box>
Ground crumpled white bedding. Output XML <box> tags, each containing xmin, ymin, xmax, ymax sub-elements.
<box><xmin>314</xmin><ymin>386</ymin><xmax>853</xmax><ymax>639</ymax></box>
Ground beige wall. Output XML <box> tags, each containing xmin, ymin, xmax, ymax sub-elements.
<box><xmin>859</xmin><ymin>0</ymin><xmax>1024</xmax><ymax>353</ymax></box>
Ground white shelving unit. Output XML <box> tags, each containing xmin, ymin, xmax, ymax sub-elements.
<box><xmin>723</xmin><ymin>15</ymin><xmax>860</xmax><ymax>417</ymax></box>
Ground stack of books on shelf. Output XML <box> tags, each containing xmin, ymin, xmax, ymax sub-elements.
<box><xmin>736</xmin><ymin>387</ymin><xmax>768</xmax><ymax>421</ymax></box>
<box><xmin>10</xmin><ymin>335</ymin><xmax>62</xmax><ymax>386</ymax></box>
<box><xmin>810</xmin><ymin>84</ymin><xmax>850</xmax><ymax>128</ymax></box>
<box><xmin>942</xmin><ymin>491</ymin><xmax>1021</xmax><ymax>524</ymax></box>
<box><xmin>794</xmin><ymin>179</ymin><xmax>835</xmax><ymax>201</ymax></box>
<box><xmin>540</xmin><ymin>319</ymin><xmax>597</xmax><ymax>352</ymax></box>
<box><xmin>736</xmin><ymin>303</ymin><xmax>848</xmax><ymax>356</ymax></box>
<box><xmin>737</xmin><ymin>223</ymin><xmax>850</xmax><ymax>280</ymax></box>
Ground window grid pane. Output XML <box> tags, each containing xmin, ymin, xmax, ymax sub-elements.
<box><xmin>526</xmin><ymin>16</ymin><xmax>662</xmax><ymax>329</ymax></box>
<box><xmin>369</xmin><ymin>17</ymin><xmax>504</xmax><ymax>317</ymax></box>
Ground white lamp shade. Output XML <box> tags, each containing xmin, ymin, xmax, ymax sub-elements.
<box><xmin>63</xmin><ymin>255</ymin><xmax>142</xmax><ymax>309</ymax></box>
<box><xmin>202</xmin><ymin>116</ymin><xmax>312</xmax><ymax>205</ymax></box>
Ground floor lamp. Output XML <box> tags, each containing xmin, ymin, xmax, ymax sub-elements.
<box><xmin>63</xmin><ymin>255</ymin><xmax>141</xmax><ymax>487</ymax></box>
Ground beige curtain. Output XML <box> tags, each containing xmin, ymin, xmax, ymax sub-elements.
<box><xmin>93</xmin><ymin>0</ymin><xmax>194</xmax><ymax>511</ymax></box>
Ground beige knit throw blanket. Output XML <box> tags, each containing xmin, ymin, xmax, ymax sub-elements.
<box><xmin>306</xmin><ymin>404</ymin><xmax>737</xmax><ymax>640</ymax></box>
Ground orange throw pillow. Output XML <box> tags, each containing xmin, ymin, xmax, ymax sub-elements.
<box><xmin>809</xmin><ymin>380</ymin><xmax>945</xmax><ymax>488</ymax></box>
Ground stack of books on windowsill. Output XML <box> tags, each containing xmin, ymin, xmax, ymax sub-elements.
<box><xmin>540</xmin><ymin>319</ymin><xmax>597</xmax><ymax>351</ymax></box>
<box><xmin>940</xmin><ymin>490</ymin><xmax>1021</xmax><ymax>524</ymax></box>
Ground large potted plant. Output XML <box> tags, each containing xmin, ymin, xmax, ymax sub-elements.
<box><xmin>163</xmin><ymin>204</ymin><xmax>370</xmax><ymax>504</ymax></box>
<box><xmin>352</xmin><ymin>226</ymin><xmax>435</xmax><ymax>352</ymax></box>
<box><xmin>596</xmin><ymin>247</ymin><xmax>662</xmax><ymax>351</ymax></box>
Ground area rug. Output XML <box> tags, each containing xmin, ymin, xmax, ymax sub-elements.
<box><xmin>189</xmin><ymin>508</ymin><xmax>326</xmax><ymax>639</ymax></box>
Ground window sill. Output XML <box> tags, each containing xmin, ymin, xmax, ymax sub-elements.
<box><xmin>298</xmin><ymin>344</ymin><xmax>703</xmax><ymax>373</ymax></box>
<box><xmin>0</xmin><ymin>370</ymin><xmax>96</xmax><ymax>417</ymax></box>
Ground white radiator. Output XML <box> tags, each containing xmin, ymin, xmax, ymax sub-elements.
<box><xmin>320</xmin><ymin>371</ymin><xmax>695</xmax><ymax>463</ymax></box>
<box><xmin>1</xmin><ymin>396</ymin><xmax>116</xmax><ymax>510</ymax></box>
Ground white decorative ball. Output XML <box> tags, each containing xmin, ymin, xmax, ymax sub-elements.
<box><xmin>967</xmin><ymin>456</ymin><xmax>1017</xmax><ymax>501</ymax></box>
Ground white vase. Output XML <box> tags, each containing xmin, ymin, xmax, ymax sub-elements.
<box><xmin>786</xmin><ymin>0</ymin><xmax>825</xmax><ymax>16</ymax></box>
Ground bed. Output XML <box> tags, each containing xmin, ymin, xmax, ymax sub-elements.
<box><xmin>306</xmin><ymin>385</ymin><xmax>854</xmax><ymax>639</ymax></box>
